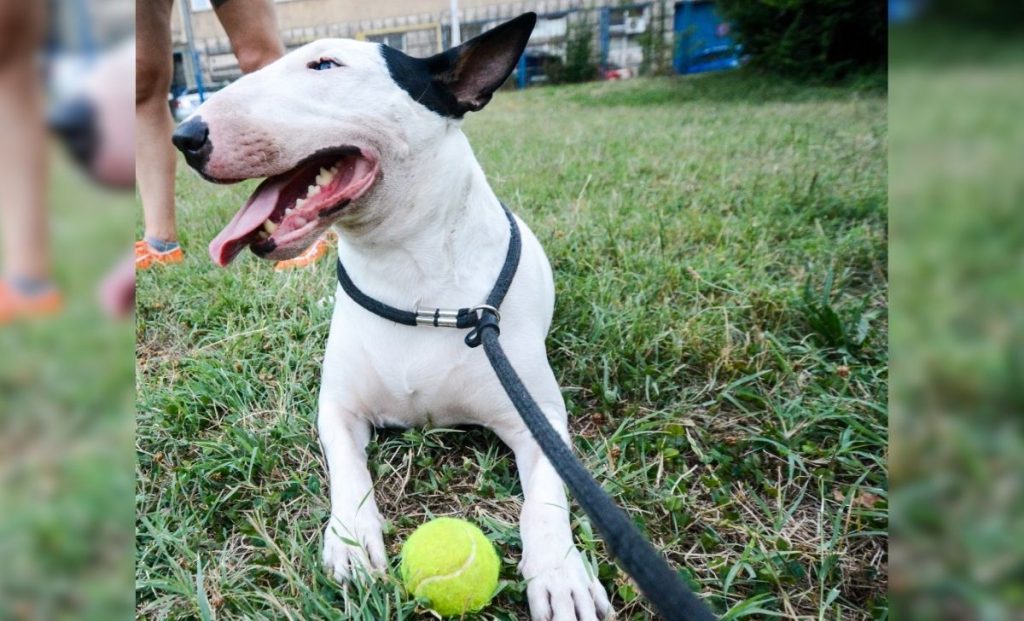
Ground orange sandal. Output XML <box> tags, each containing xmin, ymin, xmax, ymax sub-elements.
<box><xmin>135</xmin><ymin>239</ymin><xmax>184</xmax><ymax>270</ymax></box>
<box><xmin>274</xmin><ymin>231</ymin><xmax>336</xmax><ymax>271</ymax></box>
<box><xmin>0</xmin><ymin>280</ymin><xmax>63</xmax><ymax>325</ymax></box>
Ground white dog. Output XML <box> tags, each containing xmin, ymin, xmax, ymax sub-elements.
<box><xmin>174</xmin><ymin>13</ymin><xmax>612</xmax><ymax>620</ymax></box>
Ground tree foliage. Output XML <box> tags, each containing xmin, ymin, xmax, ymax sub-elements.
<box><xmin>716</xmin><ymin>0</ymin><xmax>887</xmax><ymax>81</ymax></box>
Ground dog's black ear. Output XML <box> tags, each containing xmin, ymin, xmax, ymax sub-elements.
<box><xmin>428</xmin><ymin>12</ymin><xmax>537</xmax><ymax>114</ymax></box>
<box><xmin>381</xmin><ymin>13</ymin><xmax>536</xmax><ymax>118</ymax></box>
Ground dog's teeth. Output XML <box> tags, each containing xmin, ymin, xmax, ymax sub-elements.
<box><xmin>294</xmin><ymin>199</ymin><xmax>305</xmax><ymax>209</ymax></box>
<box><xmin>263</xmin><ymin>220</ymin><xmax>277</xmax><ymax>234</ymax></box>
<box><xmin>308</xmin><ymin>184</ymin><xmax>320</xmax><ymax>197</ymax></box>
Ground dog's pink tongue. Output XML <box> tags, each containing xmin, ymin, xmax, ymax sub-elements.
<box><xmin>208</xmin><ymin>176</ymin><xmax>285</xmax><ymax>266</ymax></box>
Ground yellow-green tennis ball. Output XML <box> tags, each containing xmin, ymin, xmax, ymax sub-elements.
<box><xmin>400</xmin><ymin>517</ymin><xmax>500</xmax><ymax>617</ymax></box>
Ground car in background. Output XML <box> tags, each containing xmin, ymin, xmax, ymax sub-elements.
<box><xmin>168</xmin><ymin>85</ymin><xmax>224</xmax><ymax>122</ymax></box>
<box><xmin>603</xmin><ymin>64</ymin><xmax>636</xmax><ymax>80</ymax></box>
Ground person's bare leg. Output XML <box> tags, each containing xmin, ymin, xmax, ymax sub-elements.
<box><xmin>136</xmin><ymin>0</ymin><xmax>177</xmax><ymax>244</ymax></box>
<box><xmin>214</xmin><ymin>0</ymin><xmax>285</xmax><ymax>73</ymax></box>
<box><xmin>0</xmin><ymin>0</ymin><xmax>49</xmax><ymax>284</ymax></box>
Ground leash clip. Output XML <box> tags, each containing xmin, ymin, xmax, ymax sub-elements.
<box><xmin>464</xmin><ymin>304</ymin><xmax>501</xmax><ymax>348</ymax></box>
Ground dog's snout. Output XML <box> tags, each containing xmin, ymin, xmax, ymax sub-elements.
<box><xmin>48</xmin><ymin>97</ymin><xmax>97</xmax><ymax>168</ymax></box>
<box><xmin>172</xmin><ymin>117</ymin><xmax>209</xmax><ymax>154</ymax></box>
<box><xmin>172</xmin><ymin>117</ymin><xmax>212</xmax><ymax>171</ymax></box>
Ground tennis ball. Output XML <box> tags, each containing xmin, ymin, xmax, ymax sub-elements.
<box><xmin>400</xmin><ymin>517</ymin><xmax>500</xmax><ymax>617</ymax></box>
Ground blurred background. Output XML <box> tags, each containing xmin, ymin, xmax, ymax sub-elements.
<box><xmin>3</xmin><ymin>0</ymin><xmax>1021</xmax><ymax>617</ymax></box>
<box><xmin>0</xmin><ymin>0</ymin><xmax>134</xmax><ymax>619</ymax></box>
<box><xmin>890</xmin><ymin>0</ymin><xmax>1024</xmax><ymax>619</ymax></box>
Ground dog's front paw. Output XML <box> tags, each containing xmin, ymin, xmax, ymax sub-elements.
<box><xmin>322</xmin><ymin>514</ymin><xmax>387</xmax><ymax>583</ymax></box>
<box><xmin>522</xmin><ymin>548</ymin><xmax>613</xmax><ymax>621</ymax></box>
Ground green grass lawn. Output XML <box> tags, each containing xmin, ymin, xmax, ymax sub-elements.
<box><xmin>136</xmin><ymin>71</ymin><xmax>887</xmax><ymax>620</ymax></box>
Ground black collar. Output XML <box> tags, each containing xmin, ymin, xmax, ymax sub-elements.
<box><xmin>335</xmin><ymin>203</ymin><xmax>521</xmax><ymax>347</ymax></box>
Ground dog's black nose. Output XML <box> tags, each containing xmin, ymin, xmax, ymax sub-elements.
<box><xmin>172</xmin><ymin>117</ymin><xmax>209</xmax><ymax>155</ymax></box>
<box><xmin>48</xmin><ymin>96</ymin><xmax>96</xmax><ymax>169</ymax></box>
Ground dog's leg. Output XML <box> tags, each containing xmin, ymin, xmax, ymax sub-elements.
<box><xmin>318</xmin><ymin>392</ymin><xmax>387</xmax><ymax>582</ymax></box>
<box><xmin>491</xmin><ymin>367</ymin><xmax>613</xmax><ymax>621</ymax></box>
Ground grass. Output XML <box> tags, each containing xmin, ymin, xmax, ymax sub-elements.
<box><xmin>136</xmin><ymin>70</ymin><xmax>887</xmax><ymax>620</ymax></box>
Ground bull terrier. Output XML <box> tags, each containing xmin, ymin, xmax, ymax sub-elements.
<box><xmin>172</xmin><ymin>13</ymin><xmax>612</xmax><ymax>620</ymax></box>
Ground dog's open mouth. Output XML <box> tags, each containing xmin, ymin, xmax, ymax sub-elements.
<box><xmin>209</xmin><ymin>147</ymin><xmax>378</xmax><ymax>266</ymax></box>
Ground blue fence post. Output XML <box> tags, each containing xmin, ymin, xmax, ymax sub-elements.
<box><xmin>599</xmin><ymin>7</ymin><xmax>611</xmax><ymax>74</ymax></box>
<box><xmin>73</xmin><ymin>0</ymin><xmax>96</xmax><ymax>61</ymax></box>
<box><xmin>517</xmin><ymin>52</ymin><xmax>527</xmax><ymax>89</ymax></box>
<box><xmin>193</xmin><ymin>48</ymin><xmax>207</xmax><ymax>102</ymax></box>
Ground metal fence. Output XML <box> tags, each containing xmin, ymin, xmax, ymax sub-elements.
<box><xmin>179</xmin><ymin>1</ymin><xmax>722</xmax><ymax>89</ymax></box>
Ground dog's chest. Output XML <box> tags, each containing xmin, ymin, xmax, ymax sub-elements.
<box><xmin>320</xmin><ymin>217</ymin><xmax>553</xmax><ymax>430</ymax></box>
<box><xmin>322</xmin><ymin>303</ymin><xmax>508</xmax><ymax>429</ymax></box>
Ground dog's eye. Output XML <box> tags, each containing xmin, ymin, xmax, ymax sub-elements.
<box><xmin>308</xmin><ymin>58</ymin><xmax>342</xmax><ymax>71</ymax></box>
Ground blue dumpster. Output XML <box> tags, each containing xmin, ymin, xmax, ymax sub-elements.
<box><xmin>673</xmin><ymin>1</ymin><xmax>742</xmax><ymax>74</ymax></box>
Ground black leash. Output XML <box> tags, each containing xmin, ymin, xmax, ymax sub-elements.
<box><xmin>335</xmin><ymin>204</ymin><xmax>717</xmax><ymax>621</ymax></box>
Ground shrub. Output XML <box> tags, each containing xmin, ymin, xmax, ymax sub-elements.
<box><xmin>639</xmin><ymin>1</ymin><xmax>674</xmax><ymax>76</ymax></box>
<box><xmin>716</xmin><ymin>0</ymin><xmax>887</xmax><ymax>81</ymax></box>
<box><xmin>548</xmin><ymin>18</ymin><xmax>599</xmax><ymax>84</ymax></box>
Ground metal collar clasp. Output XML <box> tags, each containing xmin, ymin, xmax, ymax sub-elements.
<box><xmin>414</xmin><ymin>307</ymin><xmax>461</xmax><ymax>327</ymax></box>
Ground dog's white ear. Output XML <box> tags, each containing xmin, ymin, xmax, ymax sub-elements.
<box><xmin>429</xmin><ymin>12</ymin><xmax>537</xmax><ymax>114</ymax></box>
<box><xmin>381</xmin><ymin>13</ymin><xmax>536</xmax><ymax>118</ymax></box>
